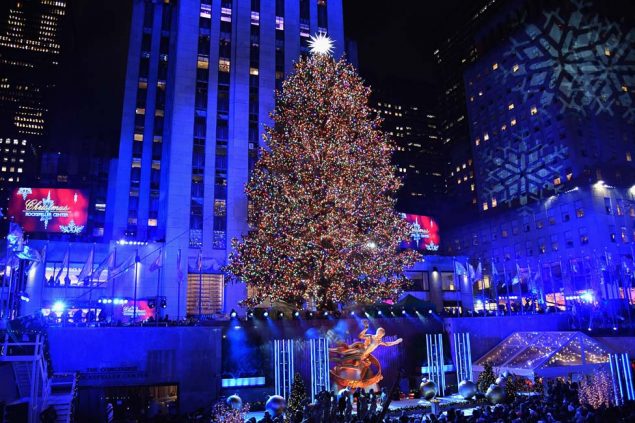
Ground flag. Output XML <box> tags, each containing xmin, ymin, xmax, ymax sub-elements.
<box><xmin>176</xmin><ymin>249</ymin><xmax>184</xmax><ymax>282</ymax></box>
<box><xmin>16</xmin><ymin>245</ymin><xmax>41</xmax><ymax>262</ymax></box>
<box><xmin>454</xmin><ymin>261</ymin><xmax>467</xmax><ymax>276</ymax></box>
<box><xmin>55</xmin><ymin>248</ymin><xmax>70</xmax><ymax>283</ymax></box>
<box><xmin>150</xmin><ymin>249</ymin><xmax>163</xmax><ymax>272</ymax></box>
<box><xmin>197</xmin><ymin>249</ymin><xmax>203</xmax><ymax>272</ymax></box>
<box><xmin>92</xmin><ymin>251</ymin><xmax>115</xmax><ymax>282</ymax></box>
<box><xmin>468</xmin><ymin>263</ymin><xmax>476</xmax><ymax>280</ymax></box>
<box><xmin>7</xmin><ymin>222</ymin><xmax>24</xmax><ymax>252</ymax></box>
<box><xmin>77</xmin><ymin>247</ymin><xmax>94</xmax><ymax>283</ymax></box>
<box><xmin>111</xmin><ymin>254</ymin><xmax>134</xmax><ymax>278</ymax></box>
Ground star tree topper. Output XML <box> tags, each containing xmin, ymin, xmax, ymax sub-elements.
<box><xmin>308</xmin><ymin>33</ymin><xmax>334</xmax><ymax>56</ymax></box>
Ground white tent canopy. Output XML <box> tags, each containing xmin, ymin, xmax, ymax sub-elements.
<box><xmin>473</xmin><ymin>331</ymin><xmax>612</xmax><ymax>378</ymax></box>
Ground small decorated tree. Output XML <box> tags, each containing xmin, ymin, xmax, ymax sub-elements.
<box><xmin>287</xmin><ymin>372</ymin><xmax>308</xmax><ymax>420</ymax></box>
<box><xmin>477</xmin><ymin>362</ymin><xmax>496</xmax><ymax>392</ymax></box>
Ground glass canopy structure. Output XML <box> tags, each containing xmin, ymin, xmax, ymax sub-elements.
<box><xmin>473</xmin><ymin>332</ymin><xmax>612</xmax><ymax>378</ymax></box>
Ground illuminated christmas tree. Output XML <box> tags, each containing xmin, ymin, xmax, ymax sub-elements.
<box><xmin>226</xmin><ymin>35</ymin><xmax>419</xmax><ymax>310</ymax></box>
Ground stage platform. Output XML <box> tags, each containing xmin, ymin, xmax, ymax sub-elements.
<box><xmin>245</xmin><ymin>395</ymin><xmax>474</xmax><ymax>420</ymax></box>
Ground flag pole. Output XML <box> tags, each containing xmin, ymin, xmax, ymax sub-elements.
<box><xmin>177</xmin><ymin>248</ymin><xmax>182</xmax><ymax>322</ymax></box>
<box><xmin>503</xmin><ymin>263</ymin><xmax>510</xmax><ymax>315</ymax></box>
<box><xmin>111</xmin><ymin>246</ymin><xmax>117</xmax><ymax>320</ymax></box>
<box><xmin>156</xmin><ymin>250</ymin><xmax>161</xmax><ymax>327</ymax></box>
<box><xmin>133</xmin><ymin>249</ymin><xmax>139</xmax><ymax>324</ymax></box>
<box><xmin>479</xmin><ymin>259</ymin><xmax>485</xmax><ymax>314</ymax></box>
<box><xmin>198</xmin><ymin>249</ymin><xmax>203</xmax><ymax>318</ymax></box>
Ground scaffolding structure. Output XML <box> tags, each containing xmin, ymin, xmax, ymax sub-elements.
<box><xmin>309</xmin><ymin>337</ymin><xmax>330</xmax><ymax>401</ymax></box>
<box><xmin>453</xmin><ymin>332</ymin><xmax>473</xmax><ymax>382</ymax></box>
<box><xmin>425</xmin><ymin>333</ymin><xmax>446</xmax><ymax>395</ymax></box>
<box><xmin>273</xmin><ymin>339</ymin><xmax>295</xmax><ymax>398</ymax></box>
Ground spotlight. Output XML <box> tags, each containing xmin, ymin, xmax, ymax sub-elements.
<box><xmin>432</xmin><ymin>266</ymin><xmax>439</xmax><ymax>274</ymax></box>
<box><xmin>160</xmin><ymin>298</ymin><xmax>167</xmax><ymax>308</ymax></box>
<box><xmin>377</xmin><ymin>310</ymin><xmax>383</xmax><ymax>316</ymax></box>
<box><xmin>613</xmin><ymin>326</ymin><xmax>618</xmax><ymax>331</ymax></box>
<box><xmin>293</xmin><ymin>311</ymin><xmax>300</xmax><ymax>318</ymax></box>
<box><xmin>230</xmin><ymin>309</ymin><xmax>237</xmax><ymax>318</ymax></box>
<box><xmin>247</xmin><ymin>310</ymin><xmax>254</xmax><ymax>319</ymax></box>
<box><xmin>401</xmin><ymin>309</ymin><xmax>406</xmax><ymax>315</ymax></box>
<box><xmin>277</xmin><ymin>311</ymin><xmax>284</xmax><ymax>319</ymax></box>
<box><xmin>428</xmin><ymin>309</ymin><xmax>433</xmax><ymax>315</ymax></box>
<box><xmin>350</xmin><ymin>311</ymin><xmax>355</xmax><ymax>316</ymax></box>
<box><xmin>19</xmin><ymin>292</ymin><xmax>29</xmax><ymax>302</ymax></box>
<box><xmin>306</xmin><ymin>311</ymin><xmax>314</xmax><ymax>319</ymax></box>
<box><xmin>52</xmin><ymin>301</ymin><xmax>66</xmax><ymax>314</ymax></box>
<box><xmin>263</xmin><ymin>311</ymin><xmax>269</xmax><ymax>318</ymax></box>
<box><xmin>323</xmin><ymin>311</ymin><xmax>329</xmax><ymax>317</ymax></box>
<box><xmin>587</xmin><ymin>327</ymin><xmax>592</xmax><ymax>331</ymax></box>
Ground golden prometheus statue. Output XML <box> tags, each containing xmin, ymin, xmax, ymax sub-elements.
<box><xmin>329</xmin><ymin>319</ymin><xmax>402</xmax><ymax>389</ymax></box>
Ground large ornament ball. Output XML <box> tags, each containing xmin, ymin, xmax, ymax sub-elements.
<box><xmin>458</xmin><ymin>380</ymin><xmax>477</xmax><ymax>399</ymax></box>
<box><xmin>265</xmin><ymin>395</ymin><xmax>286</xmax><ymax>416</ymax></box>
<box><xmin>486</xmin><ymin>384</ymin><xmax>505</xmax><ymax>404</ymax></box>
<box><xmin>419</xmin><ymin>380</ymin><xmax>438</xmax><ymax>401</ymax></box>
<box><xmin>226</xmin><ymin>394</ymin><xmax>242</xmax><ymax>410</ymax></box>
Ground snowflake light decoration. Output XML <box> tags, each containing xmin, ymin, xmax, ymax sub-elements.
<box><xmin>308</xmin><ymin>33</ymin><xmax>334</xmax><ymax>56</ymax></box>
<box><xmin>502</xmin><ymin>0</ymin><xmax>635</xmax><ymax>122</ymax></box>
<box><xmin>60</xmin><ymin>220</ymin><xmax>84</xmax><ymax>234</ymax></box>
<box><xmin>17</xmin><ymin>187</ymin><xmax>32</xmax><ymax>200</ymax></box>
<box><xmin>40</xmin><ymin>191</ymin><xmax>54</xmax><ymax>229</ymax></box>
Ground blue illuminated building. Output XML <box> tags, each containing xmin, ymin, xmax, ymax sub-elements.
<box><xmin>104</xmin><ymin>0</ymin><xmax>345</xmax><ymax>317</ymax></box>
<box><xmin>444</xmin><ymin>0</ymin><xmax>635</xmax><ymax>313</ymax></box>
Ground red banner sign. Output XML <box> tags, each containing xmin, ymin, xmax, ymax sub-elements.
<box><xmin>8</xmin><ymin>187</ymin><xmax>89</xmax><ymax>233</ymax></box>
<box><xmin>401</xmin><ymin>214</ymin><xmax>440</xmax><ymax>252</ymax></box>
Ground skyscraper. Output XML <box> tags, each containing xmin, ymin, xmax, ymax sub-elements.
<box><xmin>371</xmin><ymin>96</ymin><xmax>444</xmax><ymax>214</ymax></box>
<box><xmin>0</xmin><ymin>0</ymin><xmax>66</xmax><ymax>210</ymax></box>
<box><xmin>444</xmin><ymin>0</ymin><xmax>635</xmax><ymax>311</ymax></box>
<box><xmin>107</xmin><ymin>0</ymin><xmax>345</xmax><ymax>316</ymax></box>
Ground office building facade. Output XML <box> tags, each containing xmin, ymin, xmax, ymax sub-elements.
<box><xmin>107</xmin><ymin>0</ymin><xmax>345</xmax><ymax>316</ymax></box>
<box><xmin>0</xmin><ymin>0</ymin><xmax>66</xmax><ymax>212</ymax></box>
<box><xmin>372</xmin><ymin>97</ymin><xmax>445</xmax><ymax>214</ymax></box>
<box><xmin>444</xmin><ymin>0</ymin><xmax>635</xmax><ymax>314</ymax></box>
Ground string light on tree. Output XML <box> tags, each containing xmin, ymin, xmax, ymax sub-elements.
<box><xmin>225</xmin><ymin>48</ymin><xmax>419</xmax><ymax>310</ymax></box>
<box><xmin>308</xmin><ymin>33</ymin><xmax>334</xmax><ymax>56</ymax></box>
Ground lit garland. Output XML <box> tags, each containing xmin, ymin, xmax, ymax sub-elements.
<box><xmin>579</xmin><ymin>368</ymin><xmax>613</xmax><ymax>409</ymax></box>
<box><xmin>225</xmin><ymin>53</ymin><xmax>419</xmax><ymax>310</ymax></box>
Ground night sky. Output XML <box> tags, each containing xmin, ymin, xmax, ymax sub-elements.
<box><xmin>48</xmin><ymin>0</ymin><xmax>469</xmax><ymax>154</ymax></box>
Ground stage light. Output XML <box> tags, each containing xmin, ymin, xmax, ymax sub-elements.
<box><xmin>587</xmin><ymin>327</ymin><xmax>592</xmax><ymax>331</ymax></box>
<box><xmin>613</xmin><ymin>327</ymin><xmax>618</xmax><ymax>331</ymax></box>
<box><xmin>277</xmin><ymin>311</ymin><xmax>284</xmax><ymax>319</ymax></box>
<box><xmin>52</xmin><ymin>301</ymin><xmax>66</xmax><ymax>314</ymax></box>
<box><xmin>377</xmin><ymin>310</ymin><xmax>382</xmax><ymax>316</ymax></box>
<box><xmin>432</xmin><ymin>266</ymin><xmax>439</xmax><ymax>274</ymax></box>
<box><xmin>401</xmin><ymin>309</ymin><xmax>406</xmax><ymax>315</ymax></box>
<box><xmin>323</xmin><ymin>311</ymin><xmax>329</xmax><ymax>317</ymax></box>
<box><xmin>263</xmin><ymin>311</ymin><xmax>269</xmax><ymax>318</ymax></box>
<box><xmin>160</xmin><ymin>298</ymin><xmax>167</xmax><ymax>308</ymax></box>
<box><xmin>428</xmin><ymin>309</ymin><xmax>433</xmax><ymax>315</ymax></box>
<box><xmin>247</xmin><ymin>310</ymin><xmax>254</xmax><ymax>319</ymax></box>
<box><xmin>19</xmin><ymin>292</ymin><xmax>29</xmax><ymax>302</ymax></box>
<box><xmin>293</xmin><ymin>311</ymin><xmax>300</xmax><ymax>318</ymax></box>
<box><xmin>350</xmin><ymin>311</ymin><xmax>355</xmax><ymax>316</ymax></box>
<box><xmin>230</xmin><ymin>309</ymin><xmax>237</xmax><ymax>318</ymax></box>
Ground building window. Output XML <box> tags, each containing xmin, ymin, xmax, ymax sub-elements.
<box><xmin>575</xmin><ymin>201</ymin><xmax>584</xmax><ymax>218</ymax></box>
<box><xmin>441</xmin><ymin>272</ymin><xmax>455</xmax><ymax>291</ymax></box>
<box><xmin>579</xmin><ymin>227</ymin><xmax>589</xmax><ymax>245</ymax></box>
<box><xmin>186</xmin><ymin>273</ymin><xmax>224</xmax><ymax>315</ymax></box>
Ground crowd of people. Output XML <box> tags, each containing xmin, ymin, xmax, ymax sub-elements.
<box><xmin>225</xmin><ymin>381</ymin><xmax>635</xmax><ymax>423</ymax></box>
